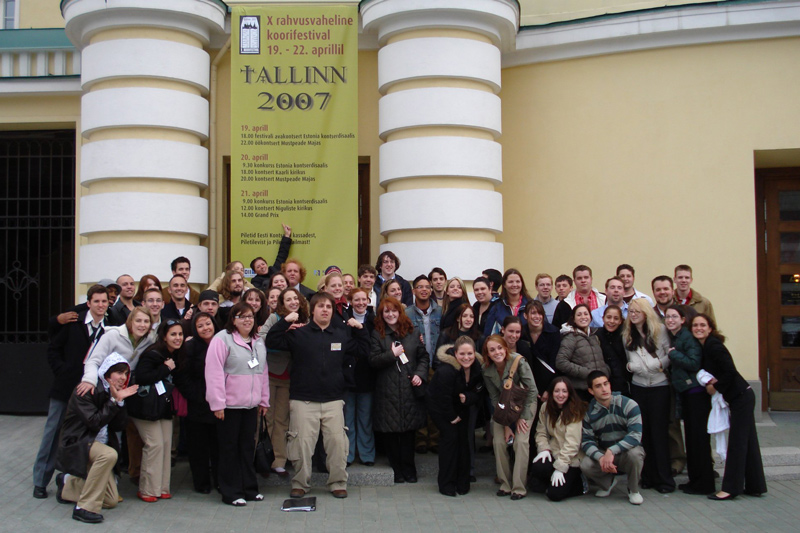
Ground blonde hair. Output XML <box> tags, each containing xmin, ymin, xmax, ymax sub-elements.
<box><xmin>442</xmin><ymin>277</ymin><xmax>468</xmax><ymax>314</ymax></box>
<box><xmin>622</xmin><ymin>298</ymin><xmax>665</xmax><ymax>353</ymax></box>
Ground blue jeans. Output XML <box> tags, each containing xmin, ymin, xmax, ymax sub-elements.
<box><xmin>344</xmin><ymin>391</ymin><xmax>375</xmax><ymax>463</ymax></box>
<box><xmin>33</xmin><ymin>398</ymin><xmax>67</xmax><ymax>487</ymax></box>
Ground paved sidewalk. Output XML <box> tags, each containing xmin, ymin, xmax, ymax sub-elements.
<box><xmin>2</xmin><ymin>413</ymin><xmax>799</xmax><ymax>532</ymax></box>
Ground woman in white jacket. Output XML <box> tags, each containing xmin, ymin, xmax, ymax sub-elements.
<box><xmin>623</xmin><ymin>298</ymin><xmax>674</xmax><ymax>494</ymax></box>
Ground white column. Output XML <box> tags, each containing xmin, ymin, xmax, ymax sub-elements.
<box><xmin>361</xmin><ymin>0</ymin><xmax>518</xmax><ymax>280</ymax></box>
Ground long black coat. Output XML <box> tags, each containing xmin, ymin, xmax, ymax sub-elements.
<box><xmin>370</xmin><ymin>327</ymin><xmax>429</xmax><ymax>433</ymax></box>
<box><xmin>173</xmin><ymin>337</ymin><xmax>217</xmax><ymax>424</ymax></box>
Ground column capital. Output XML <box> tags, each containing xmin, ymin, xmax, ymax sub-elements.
<box><xmin>61</xmin><ymin>0</ymin><xmax>227</xmax><ymax>49</ymax></box>
<box><xmin>361</xmin><ymin>0</ymin><xmax>519</xmax><ymax>50</ymax></box>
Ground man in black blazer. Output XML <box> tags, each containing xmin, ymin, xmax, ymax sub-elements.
<box><xmin>33</xmin><ymin>284</ymin><xmax>109</xmax><ymax>499</ymax></box>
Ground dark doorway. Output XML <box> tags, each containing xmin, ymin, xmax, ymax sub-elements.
<box><xmin>358</xmin><ymin>157</ymin><xmax>371</xmax><ymax>267</ymax></box>
<box><xmin>757</xmin><ymin>168</ymin><xmax>800</xmax><ymax>410</ymax></box>
<box><xmin>0</xmin><ymin>129</ymin><xmax>76</xmax><ymax>413</ymax></box>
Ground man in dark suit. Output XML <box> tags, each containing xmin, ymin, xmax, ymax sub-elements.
<box><xmin>109</xmin><ymin>274</ymin><xmax>140</xmax><ymax>325</ymax></box>
<box><xmin>33</xmin><ymin>284</ymin><xmax>109</xmax><ymax>499</ymax></box>
<box><xmin>282</xmin><ymin>258</ymin><xmax>316</xmax><ymax>300</ymax></box>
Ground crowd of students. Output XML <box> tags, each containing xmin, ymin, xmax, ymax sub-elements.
<box><xmin>32</xmin><ymin>228</ymin><xmax>767</xmax><ymax>523</ymax></box>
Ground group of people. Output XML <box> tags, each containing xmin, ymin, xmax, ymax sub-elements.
<box><xmin>32</xmin><ymin>226</ymin><xmax>767</xmax><ymax>522</ymax></box>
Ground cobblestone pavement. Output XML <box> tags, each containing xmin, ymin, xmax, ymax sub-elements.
<box><xmin>2</xmin><ymin>413</ymin><xmax>799</xmax><ymax>533</ymax></box>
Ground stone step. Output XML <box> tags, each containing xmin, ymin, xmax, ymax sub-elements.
<box><xmin>760</xmin><ymin>446</ymin><xmax>800</xmax><ymax>467</ymax></box>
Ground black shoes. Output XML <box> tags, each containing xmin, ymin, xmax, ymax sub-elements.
<box><xmin>405</xmin><ymin>475</ymin><xmax>418</xmax><ymax>483</ymax></box>
<box><xmin>33</xmin><ymin>486</ymin><xmax>47</xmax><ymax>499</ymax></box>
<box><xmin>394</xmin><ymin>474</ymin><xmax>405</xmax><ymax>484</ymax></box>
<box><xmin>439</xmin><ymin>489</ymin><xmax>456</xmax><ymax>497</ymax></box>
<box><xmin>73</xmin><ymin>507</ymin><xmax>104</xmax><ymax>524</ymax></box>
<box><xmin>56</xmin><ymin>473</ymin><xmax>69</xmax><ymax>504</ymax></box>
<box><xmin>363</xmin><ymin>462</ymin><xmax>375</xmax><ymax>467</ymax></box>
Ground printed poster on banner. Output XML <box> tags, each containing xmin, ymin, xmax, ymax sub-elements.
<box><xmin>231</xmin><ymin>5</ymin><xmax>358</xmax><ymax>287</ymax></box>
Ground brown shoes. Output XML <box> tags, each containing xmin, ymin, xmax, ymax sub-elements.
<box><xmin>331</xmin><ymin>490</ymin><xmax>348</xmax><ymax>499</ymax></box>
<box><xmin>289</xmin><ymin>489</ymin><xmax>305</xmax><ymax>498</ymax></box>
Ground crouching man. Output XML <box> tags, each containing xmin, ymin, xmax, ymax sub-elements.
<box><xmin>55</xmin><ymin>353</ymin><xmax>138</xmax><ymax>523</ymax></box>
<box><xmin>579</xmin><ymin>370</ymin><xmax>645</xmax><ymax>505</ymax></box>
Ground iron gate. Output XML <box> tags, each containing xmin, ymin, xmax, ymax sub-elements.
<box><xmin>0</xmin><ymin>129</ymin><xmax>75</xmax><ymax>413</ymax></box>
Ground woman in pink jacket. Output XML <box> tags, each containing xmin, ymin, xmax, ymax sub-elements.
<box><xmin>205</xmin><ymin>301</ymin><xmax>269</xmax><ymax>507</ymax></box>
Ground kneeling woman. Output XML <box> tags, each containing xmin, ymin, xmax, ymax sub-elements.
<box><xmin>529</xmin><ymin>377</ymin><xmax>586</xmax><ymax>501</ymax></box>
<box><xmin>426</xmin><ymin>336</ymin><xmax>484</xmax><ymax>496</ymax></box>
<box><xmin>483</xmin><ymin>335</ymin><xmax>538</xmax><ymax>500</ymax></box>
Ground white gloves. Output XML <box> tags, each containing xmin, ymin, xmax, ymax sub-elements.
<box><xmin>532</xmin><ymin>450</ymin><xmax>552</xmax><ymax>463</ymax></box>
<box><xmin>551</xmin><ymin>470</ymin><xmax>565</xmax><ymax>487</ymax></box>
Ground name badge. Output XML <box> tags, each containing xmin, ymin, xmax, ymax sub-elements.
<box><xmin>155</xmin><ymin>381</ymin><xmax>166</xmax><ymax>395</ymax></box>
<box><xmin>248</xmin><ymin>359</ymin><xmax>260</xmax><ymax>369</ymax></box>
<box><xmin>331</xmin><ymin>343</ymin><xmax>342</xmax><ymax>351</ymax></box>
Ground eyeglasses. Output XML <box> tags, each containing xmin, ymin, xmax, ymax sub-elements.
<box><xmin>235</xmin><ymin>315</ymin><xmax>254</xmax><ymax>321</ymax></box>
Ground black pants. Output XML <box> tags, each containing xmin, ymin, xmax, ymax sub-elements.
<box><xmin>186</xmin><ymin>418</ymin><xmax>219</xmax><ymax>492</ymax></box>
<box><xmin>216</xmin><ymin>407</ymin><xmax>259</xmax><ymax>503</ymax></box>
<box><xmin>722</xmin><ymin>388</ymin><xmax>767</xmax><ymax>496</ymax></box>
<box><xmin>630</xmin><ymin>384</ymin><xmax>675</xmax><ymax>491</ymax></box>
<box><xmin>431</xmin><ymin>413</ymin><xmax>470</xmax><ymax>494</ymax></box>
<box><xmin>680</xmin><ymin>389</ymin><xmax>716</xmax><ymax>493</ymax></box>
<box><xmin>382</xmin><ymin>430</ymin><xmax>416</xmax><ymax>479</ymax></box>
<box><xmin>528</xmin><ymin>461</ymin><xmax>584</xmax><ymax>501</ymax></box>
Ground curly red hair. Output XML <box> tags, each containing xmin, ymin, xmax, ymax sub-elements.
<box><xmin>374</xmin><ymin>297</ymin><xmax>414</xmax><ymax>338</ymax></box>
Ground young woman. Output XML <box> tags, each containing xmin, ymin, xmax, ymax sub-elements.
<box><xmin>664</xmin><ymin>305</ymin><xmax>715</xmax><ymax>495</ymax></box>
<box><xmin>370</xmin><ymin>297</ymin><xmax>428</xmax><ymax>483</ymax></box>
<box><xmin>266</xmin><ymin>287</ymin><xmax>281</xmax><ymax>313</ymax></box>
<box><xmin>624</xmin><ymin>298</ymin><xmax>674</xmax><ymax>493</ymax></box>
<box><xmin>692</xmin><ymin>314</ymin><xmax>766</xmax><ymax>500</ymax></box>
<box><xmin>173</xmin><ymin>312</ymin><xmax>220</xmax><ymax>494</ymax></box>
<box><xmin>133</xmin><ymin>274</ymin><xmax>162</xmax><ymax>302</ymax></box>
<box><xmin>471</xmin><ymin>276</ymin><xmax>496</xmax><ymax>334</ymax></box>
<box><xmin>342</xmin><ymin>273</ymin><xmax>356</xmax><ymax>298</ymax></box>
<box><xmin>529</xmin><ymin>377</ymin><xmax>586</xmax><ymax>501</ymax></box>
<box><xmin>426</xmin><ymin>336</ymin><xmax>484</xmax><ymax>497</ymax></box>
<box><xmin>258</xmin><ymin>288</ymin><xmax>309</xmax><ymax>476</ymax></box>
<box><xmin>440</xmin><ymin>277</ymin><xmax>469</xmax><ymax>330</ymax></box>
<box><xmin>205</xmin><ymin>302</ymin><xmax>269</xmax><ymax>506</ymax></box>
<box><xmin>483</xmin><ymin>335</ymin><xmax>537</xmax><ymax>500</ymax></box>
<box><xmin>522</xmin><ymin>301</ymin><xmax>561</xmax><ymax>395</ymax></box>
<box><xmin>344</xmin><ymin>287</ymin><xmax>376</xmax><ymax>466</ymax></box>
<box><xmin>593</xmin><ymin>305</ymin><xmax>630</xmax><ymax>395</ymax></box>
<box><xmin>483</xmin><ymin>269</ymin><xmax>532</xmax><ymax>336</ymax></box>
<box><xmin>378</xmin><ymin>278</ymin><xmax>405</xmax><ymax>308</ymax></box>
<box><xmin>322</xmin><ymin>272</ymin><xmax>349</xmax><ymax>325</ymax></box>
<box><xmin>268</xmin><ymin>273</ymin><xmax>288</xmax><ymax>291</ymax></box>
<box><xmin>243</xmin><ymin>288</ymin><xmax>269</xmax><ymax>328</ymax></box>
<box><xmin>556</xmin><ymin>304</ymin><xmax>607</xmax><ymax>402</ymax></box>
<box><xmin>435</xmin><ymin>303</ymin><xmax>482</xmax><ymax>357</ymax></box>
<box><xmin>130</xmin><ymin>319</ymin><xmax>182</xmax><ymax>502</ymax></box>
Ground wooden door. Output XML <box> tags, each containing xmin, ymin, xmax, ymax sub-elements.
<box><xmin>758</xmin><ymin>169</ymin><xmax>800</xmax><ymax>410</ymax></box>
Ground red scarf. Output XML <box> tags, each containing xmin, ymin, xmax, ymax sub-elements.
<box><xmin>335</xmin><ymin>296</ymin><xmax>348</xmax><ymax>316</ymax></box>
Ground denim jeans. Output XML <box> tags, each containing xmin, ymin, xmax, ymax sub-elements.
<box><xmin>33</xmin><ymin>398</ymin><xmax>67</xmax><ymax>487</ymax></box>
<box><xmin>343</xmin><ymin>391</ymin><xmax>375</xmax><ymax>463</ymax></box>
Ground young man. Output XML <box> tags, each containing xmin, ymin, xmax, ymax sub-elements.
<box><xmin>163</xmin><ymin>256</ymin><xmax>201</xmax><ymax>305</ymax></box>
<box><xmin>651</xmin><ymin>275</ymin><xmax>675</xmax><ymax>318</ymax></box>
<box><xmin>207</xmin><ymin>260</ymin><xmax>255</xmax><ymax>293</ymax></box>
<box><xmin>580</xmin><ymin>370</ymin><xmax>645</xmax><ymax>505</ymax></box>
<box><xmin>616</xmin><ymin>264</ymin><xmax>654</xmax><ymax>305</ymax></box>
<box><xmin>357</xmin><ymin>264</ymin><xmax>379</xmax><ymax>311</ymax></box>
<box><xmin>674</xmin><ymin>265</ymin><xmax>716</xmax><ymax>323</ymax></box>
<box><xmin>55</xmin><ymin>354</ymin><xmax>138</xmax><ymax>523</ymax></box>
<box><xmin>554</xmin><ymin>274</ymin><xmax>573</xmax><ymax>301</ymax></box>
<box><xmin>142</xmin><ymin>287</ymin><xmax>165</xmax><ymax>332</ymax></box>
<box><xmin>405</xmin><ymin>275</ymin><xmax>441</xmax><ymax>360</ymax></box>
<box><xmin>218</xmin><ymin>270</ymin><xmax>245</xmax><ymax>325</ymax></box>
<box><xmin>428</xmin><ymin>267</ymin><xmax>447</xmax><ymax>307</ymax></box>
<box><xmin>265</xmin><ymin>293</ymin><xmax>369</xmax><ymax>499</ymax></box>
<box><xmin>33</xmin><ymin>285</ymin><xmax>109</xmax><ymax>499</ymax></box>
<box><xmin>282</xmin><ymin>258</ymin><xmax>316</xmax><ymax>300</ymax></box>
<box><xmin>590</xmin><ymin>277</ymin><xmax>628</xmax><ymax>327</ymax></box>
<box><xmin>373</xmin><ymin>251</ymin><xmax>413</xmax><ymax>307</ymax></box>
<box><xmin>564</xmin><ymin>265</ymin><xmax>606</xmax><ymax>311</ymax></box>
<box><xmin>250</xmin><ymin>223</ymin><xmax>294</xmax><ymax>290</ymax></box>
<box><xmin>533</xmin><ymin>273</ymin><xmax>572</xmax><ymax>328</ymax></box>
<box><xmin>108</xmin><ymin>274</ymin><xmax>139</xmax><ymax>326</ymax></box>
<box><xmin>162</xmin><ymin>274</ymin><xmax>192</xmax><ymax>321</ymax></box>
<box><xmin>482</xmin><ymin>268</ymin><xmax>503</xmax><ymax>299</ymax></box>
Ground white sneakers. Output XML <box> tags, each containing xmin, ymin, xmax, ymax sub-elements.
<box><xmin>628</xmin><ymin>491</ymin><xmax>644</xmax><ymax>505</ymax></box>
<box><xmin>594</xmin><ymin>476</ymin><xmax>618</xmax><ymax>497</ymax></box>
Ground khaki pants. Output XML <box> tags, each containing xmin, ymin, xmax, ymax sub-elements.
<box><xmin>266</xmin><ymin>377</ymin><xmax>291</xmax><ymax>469</ymax></box>
<box><xmin>132</xmin><ymin>418</ymin><xmax>172</xmax><ymax>497</ymax></box>
<box><xmin>61</xmin><ymin>442</ymin><xmax>119</xmax><ymax>514</ymax></box>
<box><xmin>491</xmin><ymin>417</ymin><xmax>532</xmax><ymax>495</ymax></box>
<box><xmin>580</xmin><ymin>446</ymin><xmax>645</xmax><ymax>493</ymax></box>
<box><xmin>287</xmin><ymin>400</ymin><xmax>348</xmax><ymax>492</ymax></box>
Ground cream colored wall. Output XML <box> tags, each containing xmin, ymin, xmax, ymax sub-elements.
<box><xmin>520</xmin><ymin>0</ymin><xmax>722</xmax><ymax>26</ymax></box>
<box><xmin>19</xmin><ymin>0</ymin><xmax>66</xmax><ymax>28</ymax></box>
<box><xmin>500</xmin><ymin>37</ymin><xmax>800</xmax><ymax>380</ymax></box>
<box><xmin>358</xmin><ymin>50</ymin><xmax>383</xmax><ymax>260</ymax></box>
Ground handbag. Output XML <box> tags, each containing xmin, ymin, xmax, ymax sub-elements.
<box><xmin>492</xmin><ymin>355</ymin><xmax>529</xmax><ymax>427</ymax></box>
<box><xmin>126</xmin><ymin>375</ymin><xmax>174</xmax><ymax>421</ymax></box>
<box><xmin>254</xmin><ymin>415</ymin><xmax>275</xmax><ymax>474</ymax></box>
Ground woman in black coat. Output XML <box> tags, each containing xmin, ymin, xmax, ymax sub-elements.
<box><xmin>173</xmin><ymin>312</ymin><xmax>220</xmax><ymax>493</ymax></box>
<box><xmin>370</xmin><ymin>296</ymin><xmax>429</xmax><ymax>483</ymax></box>
<box><xmin>691</xmin><ymin>314</ymin><xmax>767</xmax><ymax>500</ymax></box>
<box><xmin>344</xmin><ymin>287</ymin><xmax>377</xmax><ymax>465</ymax></box>
<box><xmin>593</xmin><ymin>305</ymin><xmax>630</xmax><ymax>395</ymax></box>
<box><xmin>426</xmin><ymin>336</ymin><xmax>484</xmax><ymax>496</ymax></box>
<box><xmin>521</xmin><ymin>301</ymin><xmax>561</xmax><ymax>395</ymax></box>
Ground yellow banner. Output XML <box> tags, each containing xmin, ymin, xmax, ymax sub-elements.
<box><xmin>231</xmin><ymin>4</ymin><xmax>358</xmax><ymax>287</ymax></box>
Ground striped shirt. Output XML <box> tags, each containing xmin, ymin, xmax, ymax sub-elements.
<box><xmin>581</xmin><ymin>392</ymin><xmax>642</xmax><ymax>460</ymax></box>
